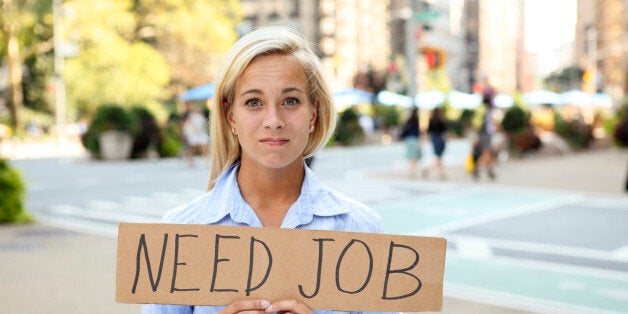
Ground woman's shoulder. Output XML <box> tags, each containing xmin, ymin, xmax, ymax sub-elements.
<box><xmin>161</xmin><ymin>191</ymin><xmax>217</xmax><ymax>224</ymax></box>
<box><xmin>315</xmin><ymin>186</ymin><xmax>386</xmax><ymax>234</ymax></box>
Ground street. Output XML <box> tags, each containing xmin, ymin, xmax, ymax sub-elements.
<box><xmin>4</xmin><ymin>139</ymin><xmax>628</xmax><ymax>313</ymax></box>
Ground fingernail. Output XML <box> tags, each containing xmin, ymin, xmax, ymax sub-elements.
<box><xmin>261</xmin><ymin>300</ymin><xmax>270</xmax><ymax>309</ymax></box>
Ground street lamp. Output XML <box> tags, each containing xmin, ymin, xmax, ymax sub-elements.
<box><xmin>53</xmin><ymin>0</ymin><xmax>67</xmax><ymax>143</ymax></box>
<box><xmin>585</xmin><ymin>24</ymin><xmax>597</xmax><ymax>93</ymax></box>
<box><xmin>404</xmin><ymin>2</ymin><xmax>418</xmax><ymax>107</ymax></box>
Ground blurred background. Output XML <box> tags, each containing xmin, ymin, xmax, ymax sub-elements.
<box><xmin>1</xmin><ymin>1</ymin><xmax>627</xmax><ymax>314</ymax></box>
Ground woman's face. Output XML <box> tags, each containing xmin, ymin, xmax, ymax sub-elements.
<box><xmin>228</xmin><ymin>54</ymin><xmax>317</xmax><ymax>170</ymax></box>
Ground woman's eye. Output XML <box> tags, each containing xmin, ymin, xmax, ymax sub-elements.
<box><xmin>245</xmin><ymin>98</ymin><xmax>262</xmax><ymax>108</ymax></box>
<box><xmin>284</xmin><ymin>97</ymin><xmax>300</xmax><ymax>106</ymax></box>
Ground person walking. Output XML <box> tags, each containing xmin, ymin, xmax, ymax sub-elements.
<box><xmin>425</xmin><ymin>107</ymin><xmax>448</xmax><ymax>179</ymax></box>
<box><xmin>181</xmin><ymin>103</ymin><xmax>209</xmax><ymax>167</ymax></box>
<box><xmin>142</xmin><ymin>26</ymin><xmax>393</xmax><ymax>314</ymax></box>
<box><xmin>473</xmin><ymin>77</ymin><xmax>497</xmax><ymax>180</ymax></box>
<box><xmin>399</xmin><ymin>106</ymin><xmax>422</xmax><ymax>178</ymax></box>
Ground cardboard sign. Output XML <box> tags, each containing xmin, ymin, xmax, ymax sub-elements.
<box><xmin>116</xmin><ymin>223</ymin><xmax>446</xmax><ymax>312</ymax></box>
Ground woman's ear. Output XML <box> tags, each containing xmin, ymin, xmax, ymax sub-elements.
<box><xmin>225</xmin><ymin>102</ymin><xmax>235</xmax><ymax>128</ymax></box>
<box><xmin>310</xmin><ymin>101</ymin><xmax>318</xmax><ymax>125</ymax></box>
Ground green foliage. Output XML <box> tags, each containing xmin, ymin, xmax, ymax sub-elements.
<box><xmin>81</xmin><ymin>104</ymin><xmax>139</xmax><ymax>156</ymax></box>
<box><xmin>63</xmin><ymin>0</ymin><xmax>242</xmax><ymax>119</ymax></box>
<box><xmin>23</xmin><ymin>54</ymin><xmax>54</xmax><ymax>115</ymax></box>
<box><xmin>446</xmin><ymin>109</ymin><xmax>475</xmax><ymax>137</ymax></box>
<box><xmin>554</xmin><ymin>111</ymin><xmax>593</xmax><ymax>149</ymax></box>
<box><xmin>543</xmin><ymin>66</ymin><xmax>585</xmax><ymax>91</ymax></box>
<box><xmin>612</xmin><ymin>102</ymin><xmax>628</xmax><ymax>147</ymax></box>
<box><xmin>501</xmin><ymin>106</ymin><xmax>530</xmax><ymax>135</ymax></box>
<box><xmin>1</xmin><ymin>0</ymin><xmax>54</xmax><ymax>129</ymax></box>
<box><xmin>372</xmin><ymin>104</ymin><xmax>400</xmax><ymax>130</ymax></box>
<box><xmin>158</xmin><ymin>124</ymin><xmax>183</xmax><ymax>157</ymax></box>
<box><xmin>0</xmin><ymin>159</ymin><xmax>33</xmax><ymax>224</ymax></box>
<box><xmin>130</xmin><ymin>106</ymin><xmax>163</xmax><ymax>158</ymax></box>
<box><xmin>334</xmin><ymin>107</ymin><xmax>365</xmax><ymax>146</ymax></box>
<box><xmin>65</xmin><ymin>40</ymin><xmax>170</xmax><ymax>118</ymax></box>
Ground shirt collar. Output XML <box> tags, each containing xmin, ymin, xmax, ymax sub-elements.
<box><xmin>201</xmin><ymin>162</ymin><xmax>351</xmax><ymax>227</ymax></box>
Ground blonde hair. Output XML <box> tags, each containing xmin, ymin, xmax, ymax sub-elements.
<box><xmin>207</xmin><ymin>26</ymin><xmax>337</xmax><ymax>190</ymax></box>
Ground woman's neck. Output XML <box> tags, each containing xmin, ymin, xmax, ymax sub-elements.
<box><xmin>236</xmin><ymin>160</ymin><xmax>305</xmax><ymax>227</ymax></box>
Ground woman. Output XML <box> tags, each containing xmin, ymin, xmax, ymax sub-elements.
<box><xmin>399</xmin><ymin>106</ymin><xmax>421</xmax><ymax>177</ymax></box>
<box><xmin>426</xmin><ymin>107</ymin><xmax>448</xmax><ymax>179</ymax></box>
<box><xmin>473</xmin><ymin>77</ymin><xmax>497</xmax><ymax>180</ymax></box>
<box><xmin>143</xmin><ymin>26</ymin><xmax>390</xmax><ymax>314</ymax></box>
<box><xmin>182</xmin><ymin>103</ymin><xmax>209</xmax><ymax>167</ymax></box>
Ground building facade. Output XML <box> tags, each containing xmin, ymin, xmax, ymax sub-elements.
<box><xmin>575</xmin><ymin>0</ymin><xmax>627</xmax><ymax>103</ymax></box>
<box><xmin>239</xmin><ymin>0</ymin><xmax>391</xmax><ymax>90</ymax></box>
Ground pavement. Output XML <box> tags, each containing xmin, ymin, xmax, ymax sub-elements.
<box><xmin>1</xmin><ymin>138</ymin><xmax>627</xmax><ymax>314</ymax></box>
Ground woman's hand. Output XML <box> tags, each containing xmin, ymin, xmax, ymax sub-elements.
<box><xmin>219</xmin><ymin>299</ymin><xmax>271</xmax><ymax>314</ymax></box>
<box><xmin>218</xmin><ymin>299</ymin><xmax>314</xmax><ymax>314</ymax></box>
<box><xmin>266</xmin><ymin>300</ymin><xmax>314</xmax><ymax>314</ymax></box>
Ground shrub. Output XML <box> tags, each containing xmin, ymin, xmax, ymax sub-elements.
<box><xmin>372</xmin><ymin>104</ymin><xmax>400</xmax><ymax>130</ymax></box>
<box><xmin>158</xmin><ymin>124</ymin><xmax>183</xmax><ymax>157</ymax></box>
<box><xmin>554</xmin><ymin>111</ymin><xmax>593</xmax><ymax>149</ymax></box>
<box><xmin>130</xmin><ymin>106</ymin><xmax>162</xmax><ymax>159</ymax></box>
<box><xmin>448</xmin><ymin>109</ymin><xmax>475</xmax><ymax>137</ymax></box>
<box><xmin>0</xmin><ymin>159</ymin><xmax>33</xmax><ymax>223</ymax></box>
<box><xmin>501</xmin><ymin>106</ymin><xmax>530</xmax><ymax>135</ymax></box>
<box><xmin>334</xmin><ymin>107</ymin><xmax>365</xmax><ymax>146</ymax></box>
<box><xmin>612</xmin><ymin>102</ymin><xmax>628</xmax><ymax>147</ymax></box>
<box><xmin>81</xmin><ymin>104</ymin><xmax>138</xmax><ymax>157</ymax></box>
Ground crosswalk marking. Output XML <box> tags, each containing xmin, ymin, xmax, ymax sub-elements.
<box><xmin>32</xmin><ymin>189</ymin><xmax>202</xmax><ymax>237</ymax></box>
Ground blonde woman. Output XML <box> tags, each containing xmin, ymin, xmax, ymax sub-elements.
<box><xmin>143</xmin><ymin>26</ymin><xmax>392</xmax><ymax>314</ymax></box>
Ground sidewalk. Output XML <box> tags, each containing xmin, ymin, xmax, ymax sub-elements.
<box><xmin>377</xmin><ymin>146</ymin><xmax>628</xmax><ymax>196</ymax></box>
<box><xmin>1</xmin><ymin>145</ymin><xmax>626</xmax><ymax>314</ymax></box>
<box><xmin>0</xmin><ymin>137</ymin><xmax>88</xmax><ymax>160</ymax></box>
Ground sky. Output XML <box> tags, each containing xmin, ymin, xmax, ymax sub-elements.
<box><xmin>524</xmin><ymin>0</ymin><xmax>577</xmax><ymax>53</ymax></box>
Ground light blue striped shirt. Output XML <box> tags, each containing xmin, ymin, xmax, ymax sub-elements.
<box><xmin>142</xmin><ymin>163</ymin><xmax>396</xmax><ymax>314</ymax></box>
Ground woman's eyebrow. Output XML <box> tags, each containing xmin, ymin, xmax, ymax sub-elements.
<box><xmin>282</xmin><ymin>87</ymin><xmax>304</xmax><ymax>94</ymax></box>
<box><xmin>240</xmin><ymin>87</ymin><xmax>304</xmax><ymax>96</ymax></box>
<box><xmin>240</xmin><ymin>89</ymin><xmax>263</xmax><ymax>96</ymax></box>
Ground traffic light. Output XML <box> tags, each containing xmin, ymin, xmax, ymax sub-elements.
<box><xmin>421</xmin><ymin>48</ymin><xmax>446</xmax><ymax>69</ymax></box>
<box><xmin>582</xmin><ymin>70</ymin><xmax>594</xmax><ymax>93</ymax></box>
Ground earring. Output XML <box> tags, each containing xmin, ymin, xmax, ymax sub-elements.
<box><xmin>231</xmin><ymin>128</ymin><xmax>236</xmax><ymax>135</ymax></box>
<box><xmin>309</xmin><ymin>125</ymin><xmax>315</xmax><ymax>132</ymax></box>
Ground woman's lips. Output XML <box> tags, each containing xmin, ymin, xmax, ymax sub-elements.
<box><xmin>260</xmin><ymin>138</ymin><xmax>289</xmax><ymax>146</ymax></box>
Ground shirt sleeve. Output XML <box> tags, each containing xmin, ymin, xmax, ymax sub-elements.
<box><xmin>142</xmin><ymin>304</ymin><xmax>193</xmax><ymax>314</ymax></box>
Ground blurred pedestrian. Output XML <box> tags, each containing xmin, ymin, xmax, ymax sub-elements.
<box><xmin>473</xmin><ymin>77</ymin><xmax>497</xmax><ymax>180</ymax></box>
<box><xmin>399</xmin><ymin>106</ymin><xmax>422</xmax><ymax>177</ymax></box>
<box><xmin>143</xmin><ymin>25</ymin><xmax>389</xmax><ymax>314</ymax></box>
<box><xmin>181</xmin><ymin>103</ymin><xmax>209</xmax><ymax>167</ymax></box>
<box><xmin>425</xmin><ymin>107</ymin><xmax>448</xmax><ymax>179</ymax></box>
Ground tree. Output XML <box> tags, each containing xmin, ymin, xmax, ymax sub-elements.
<box><xmin>1</xmin><ymin>0</ymin><xmax>54</xmax><ymax>130</ymax></box>
<box><xmin>63</xmin><ymin>0</ymin><xmax>242</xmax><ymax>118</ymax></box>
<box><xmin>2</xmin><ymin>0</ymin><xmax>242</xmax><ymax>127</ymax></box>
<box><xmin>543</xmin><ymin>66</ymin><xmax>584</xmax><ymax>92</ymax></box>
<box><xmin>130</xmin><ymin>0</ymin><xmax>242</xmax><ymax>93</ymax></box>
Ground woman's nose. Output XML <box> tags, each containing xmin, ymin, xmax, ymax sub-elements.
<box><xmin>264</xmin><ymin>105</ymin><xmax>285</xmax><ymax>130</ymax></box>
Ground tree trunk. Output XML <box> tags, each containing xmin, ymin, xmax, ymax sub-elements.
<box><xmin>6</xmin><ymin>29</ymin><xmax>24</xmax><ymax>131</ymax></box>
<box><xmin>2</xmin><ymin>0</ymin><xmax>25</xmax><ymax>131</ymax></box>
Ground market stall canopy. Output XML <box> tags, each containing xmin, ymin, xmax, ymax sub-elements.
<box><xmin>494</xmin><ymin>93</ymin><xmax>514</xmax><ymax>108</ymax></box>
<box><xmin>591</xmin><ymin>93</ymin><xmax>613</xmax><ymax>108</ymax></box>
<box><xmin>377</xmin><ymin>90</ymin><xmax>413</xmax><ymax>107</ymax></box>
<box><xmin>558</xmin><ymin>90</ymin><xmax>613</xmax><ymax>107</ymax></box>
<box><xmin>415</xmin><ymin>91</ymin><xmax>446</xmax><ymax>109</ymax></box>
<box><xmin>333</xmin><ymin>88</ymin><xmax>374</xmax><ymax>106</ymax></box>
<box><xmin>178</xmin><ymin>83</ymin><xmax>215</xmax><ymax>102</ymax></box>
<box><xmin>448</xmin><ymin>90</ymin><xmax>482</xmax><ymax>109</ymax></box>
<box><xmin>522</xmin><ymin>90</ymin><xmax>560</xmax><ymax>106</ymax></box>
<box><xmin>558</xmin><ymin>90</ymin><xmax>591</xmax><ymax>106</ymax></box>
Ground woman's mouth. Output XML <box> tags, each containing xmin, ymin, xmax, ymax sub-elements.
<box><xmin>260</xmin><ymin>138</ymin><xmax>289</xmax><ymax>146</ymax></box>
